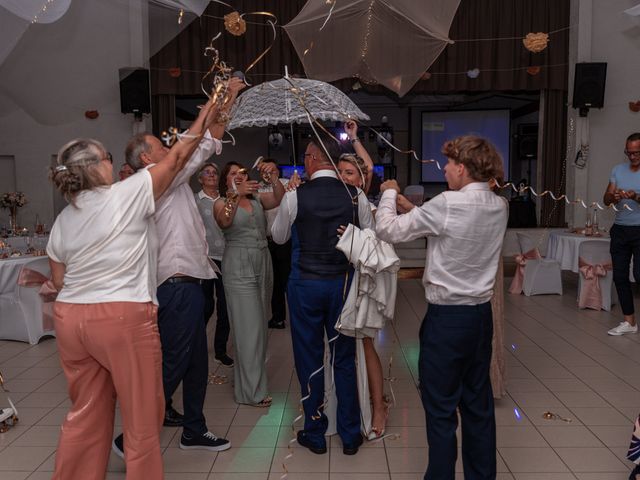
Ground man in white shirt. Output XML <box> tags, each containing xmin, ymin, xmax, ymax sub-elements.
<box><xmin>272</xmin><ymin>137</ymin><xmax>374</xmax><ymax>456</ymax></box>
<box><xmin>112</xmin><ymin>78</ymin><xmax>244</xmax><ymax>456</ymax></box>
<box><xmin>376</xmin><ymin>136</ymin><xmax>508</xmax><ymax>480</ymax></box>
<box><xmin>194</xmin><ymin>162</ymin><xmax>233</xmax><ymax>366</ymax></box>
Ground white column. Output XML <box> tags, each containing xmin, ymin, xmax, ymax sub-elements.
<box><xmin>566</xmin><ymin>0</ymin><xmax>592</xmax><ymax>228</ymax></box>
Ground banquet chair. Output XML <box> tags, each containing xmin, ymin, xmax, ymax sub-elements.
<box><xmin>0</xmin><ymin>256</ymin><xmax>55</xmax><ymax>344</ymax></box>
<box><xmin>577</xmin><ymin>240</ymin><xmax>615</xmax><ymax>311</ymax></box>
<box><xmin>403</xmin><ymin>185</ymin><xmax>424</xmax><ymax>206</ymax></box>
<box><xmin>515</xmin><ymin>232</ymin><xmax>563</xmax><ymax>296</ymax></box>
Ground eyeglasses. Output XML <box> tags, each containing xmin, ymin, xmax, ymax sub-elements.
<box><xmin>104</xmin><ymin>152</ymin><xmax>113</xmax><ymax>163</ymax></box>
<box><xmin>625</xmin><ymin>150</ymin><xmax>640</xmax><ymax>158</ymax></box>
<box><xmin>200</xmin><ymin>170</ymin><xmax>218</xmax><ymax>177</ymax></box>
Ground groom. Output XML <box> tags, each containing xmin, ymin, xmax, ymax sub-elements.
<box><xmin>271</xmin><ymin>135</ymin><xmax>374</xmax><ymax>455</ymax></box>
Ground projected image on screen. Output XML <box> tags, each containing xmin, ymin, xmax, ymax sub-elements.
<box><xmin>421</xmin><ymin>110</ymin><xmax>510</xmax><ymax>183</ymax></box>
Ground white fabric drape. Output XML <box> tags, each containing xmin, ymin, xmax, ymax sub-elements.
<box><xmin>284</xmin><ymin>0</ymin><xmax>461</xmax><ymax>96</ymax></box>
<box><xmin>335</xmin><ymin>223</ymin><xmax>400</xmax><ymax>338</ymax></box>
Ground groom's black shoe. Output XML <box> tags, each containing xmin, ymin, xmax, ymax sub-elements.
<box><xmin>296</xmin><ymin>431</ymin><xmax>327</xmax><ymax>455</ymax></box>
<box><xmin>342</xmin><ymin>434</ymin><xmax>363</xmax><ymax>455</ymax></box>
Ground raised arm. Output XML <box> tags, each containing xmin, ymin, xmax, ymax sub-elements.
<box><xmin>258</xmin><ymin>162</ymin><xmax>285</xmax><ymax>210</ymax></box>
<box><xmin>209</xmin><ymin>77</ymin><xmax>245</xmax><ymax>140</ymax></box>
<box><xmin>344</xmin><ymin>120</ymin><xmax>374</xmax><ymax>194</ymax></box>
<box><xmin>148</xmin><ymin>96</ymin><xmax>220</xmax><ymax>200</ymax></box>
<box><xmin>375</xmin><ymin>180</ymin><xmax>445</xmax><ymax>244</ymax></box>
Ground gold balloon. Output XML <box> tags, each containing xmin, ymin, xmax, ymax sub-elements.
<box><xmin>523</xmin><ymin>32</ymin><xmax>549</xmax><ymax>53</ymax></box>
<box><xmin>224</xmin><ymin>12</ymin><xmax>247</xmax><ymax>36</ymax></box>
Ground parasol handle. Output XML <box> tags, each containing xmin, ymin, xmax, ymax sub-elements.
<box><xmin>284</xmin><ymin>65</ymin><xmax>289</xmax><ymax>79</ymax></box>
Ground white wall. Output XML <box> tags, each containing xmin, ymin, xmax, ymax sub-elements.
<box><xmin>0</xmin><ymin>0</ymin><xmax>151</xmax><ymax>228</ymax></box>
<box><xmin>567</xmin><ymin>0</ymin><xmax>640</xmax><ymax>229</ymax></box>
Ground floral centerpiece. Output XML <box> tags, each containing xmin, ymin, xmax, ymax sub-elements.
<box><xmin>0</xmin><ymin>192</ymin><xmax>28</xmax><ymax>233</ymax></box>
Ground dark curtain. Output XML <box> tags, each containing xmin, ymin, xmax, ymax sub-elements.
<box><xmin>150</xmin><ymin>0</ymin><xmax>569</xmax><ymax>96</ymax></box>
<box><xmin>151</xmin><ymin>0</ymin><xmax>305</xmax><ymax>96</ymax></box>
<box><xmin>151</xmin><ymin>94</ymin><xmax>176</xmax><ymax>138</ymax></box>
<box><xmin>539</xmin><ymin>89</ymin><xmax>567</xmax><ymax>227</ymax></box>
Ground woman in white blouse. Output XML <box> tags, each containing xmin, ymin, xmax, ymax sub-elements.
<box><xmin>47</xmin><ymin>97</ymin><xmax>219</xmax><ymax>480</ymax></box>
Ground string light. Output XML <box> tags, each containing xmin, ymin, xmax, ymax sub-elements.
<box><xmin>32</xmin><ymin>0</ymin><xmax>56</xmax><ymax>24</ymax></box>
<box><xmin>359</xmin><ymin>0</ymin><xmax>376</xmax><ymax>83</ymax></box>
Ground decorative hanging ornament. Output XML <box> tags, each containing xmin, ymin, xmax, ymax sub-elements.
<box><xmin>224</xmin><ymin>11</ymin><xmax>247</xmax><ymax>36</ymax></box>
<box><xmin>523</xmin><ymin>32</ymin><xmax>549</xmax><ymax>53</ymax></box>
<box><xmin>526</xmin><ymin>66</ymin><xmax>541</xmax><ymax>76</ymax></box>
<box><xmin>466</xmin><ymin>68</ymin><xmax>480</xmax><ymax>79</ymax></box>
<box><xmin>629</xmin><ymin>101</ymin><xmax>640</xmax><ymax>113</ymax></box>
<box><xmin>169</xmin><ymin>67</ymin><xmax>182</xmax><ymax>78</ymax></box>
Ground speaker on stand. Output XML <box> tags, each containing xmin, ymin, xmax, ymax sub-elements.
<box><xmin>515</xmin><ymin>123</ymin><xmax>538</xmax><ymax>192</ymax></box>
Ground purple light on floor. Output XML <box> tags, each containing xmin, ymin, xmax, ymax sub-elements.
<box><xmin>514</xmin><ymin>408</ymin><xmax>522</xmax><ymax>421</ymax></box>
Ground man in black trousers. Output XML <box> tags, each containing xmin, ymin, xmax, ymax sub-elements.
<box><xmin>376</xmin><ymin>135</ymin><xmax>508</xmax><ymax>480</ymax></box>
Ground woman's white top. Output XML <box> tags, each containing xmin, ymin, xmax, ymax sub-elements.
<box><xmin>47</xmin><ymin>169</ymin><xmax>158</xmax><ymax>304</ymax></box>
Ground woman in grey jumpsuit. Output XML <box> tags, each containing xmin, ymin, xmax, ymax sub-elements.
<box><xmin>213</xmin><ymin>161</ymin><xmax>285</xmax><ymax>405</ymax></box>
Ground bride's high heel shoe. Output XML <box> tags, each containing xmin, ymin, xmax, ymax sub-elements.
<box><xmin>367</xmin><ymin>403</ymin><xmax>389</xmax><ymax>440</ymax></box>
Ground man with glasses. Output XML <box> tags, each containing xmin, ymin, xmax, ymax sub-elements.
<box><xmin>194</xmin><ymin>162</ymin><xmax>233</xmax><ymax>367</ymax></box>
<box><xmin>604</xmin><ymin>132</ymin><xmax>640</xmax><ymax>335</ymax></box>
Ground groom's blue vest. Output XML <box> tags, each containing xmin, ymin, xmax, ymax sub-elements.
<box><xmin>290</xmin><ymin>176</ymin><xmax>359</xmax><ymax>280</ymax></box>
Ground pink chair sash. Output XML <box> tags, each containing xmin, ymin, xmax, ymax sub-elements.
<box><xmin>17</xmin><ymin>267</ymin><xmax>58</xmax><ymax>330</ymax></box>
<box><xmin>578</xmin><ymin>257</ymin><xmax>612</xmax><ymax>310</ymax></box>
<box><xmin>508</xmin><ymin>248</ymin><xmax>542</xmax><ymax>294</ymax></box>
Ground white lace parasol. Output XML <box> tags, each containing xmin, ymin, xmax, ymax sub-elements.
<box><xmin>227</xmin><ymin>75</ymin><xmax>369</xmax><ymax>129</ymax></box>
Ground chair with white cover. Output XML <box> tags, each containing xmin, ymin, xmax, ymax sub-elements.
<box><xmin>509</xmin><ymin>232</ymin><xmax>563</xmax><ymax>296</ymax></box>
<box><xmin>403</xmin><ymin>185</ymin><xmax>424</xmax><ymax>206</ymax></box>
<box><xmin>0</xmin><ymin>256</ymin><xmax>56</xmax><ymax>344</ymax></box>
<box><xmin>577</xmin><ymin>240</ymin><xmax>615</xmax><ymax>311</ymax></box>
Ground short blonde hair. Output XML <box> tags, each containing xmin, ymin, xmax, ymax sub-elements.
<box><xmin>441</xmin><ymin>135</ymin><xmax>504</xmax><ymax>184</ymax></box>
<box><xmin>49</xmin><ymin>138</ymin><xmax>110</xmax><ymax>206</ymax></box>
<box><xmin>338</xmin><ymin>154</ymin><xmax>368</xmax><ymax>186</ymax></box>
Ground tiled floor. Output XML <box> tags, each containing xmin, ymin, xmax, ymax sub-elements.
<box><xmin>0</xmin><ymin>274</ymin><xmax>639</xmax><ymax>479</ymax></box>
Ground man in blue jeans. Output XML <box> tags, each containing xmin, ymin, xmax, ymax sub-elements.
<box><xmin>376</xmin><ymin>135</ymin><xmax>508</xmax><ymax>480</ymax></box>
<box><xmin>603</xmin><ymin>132</ymin><xmax>640</xmax><ymax>336</ymax></box>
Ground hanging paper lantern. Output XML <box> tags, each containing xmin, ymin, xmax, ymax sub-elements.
<box><xmin>169</xmin><ymin>67</ymin><xmax>182</xmax><ymax>78</ymax></box>
<box><xmin>466</xmin><ymin>68</ymin><xmax>480</xmax><ymax>79</ymax></box>
<box><xmin>523</xmin><ymin>32</ymin><xmax>549</xmax><ymax>53</ymax></box>
<box><xmin>630</xmin><ymin>101</ymin><xmax>640</xmax><ymax>113</ymax></box>
<box><xmin>526</xmin><ymin>66</ymin><xmax>541</xmax><ymax>76</ymax></box>
<box><xmin>224</xmin><ymin>11</ymin><xmax>247</xmax><ymax>36</ymax></box>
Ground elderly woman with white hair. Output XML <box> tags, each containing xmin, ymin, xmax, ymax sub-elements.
<box><xmin>46</xmin><ymin>97</ymin><xmax>219</xmax><ymax>480</ymax></box>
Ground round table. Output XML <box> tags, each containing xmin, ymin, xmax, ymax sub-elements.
<box><xmin>547</xmin><ymin>231</ymin><xmax>610</xmax><ymax>273</ymax></box>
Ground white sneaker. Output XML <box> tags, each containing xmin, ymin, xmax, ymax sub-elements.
<box><xmin>607</xmin><ymin>321</ymin><xmax>638</xmax><ymax>336</ymax></box>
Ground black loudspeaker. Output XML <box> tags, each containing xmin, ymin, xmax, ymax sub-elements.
<box><xmin>572</xmin><ymin>62</ymin><xmax>607</xmax><ymax>114</ymax></box>
<box><xmin>119</xmin><ymin>68</ymin><xmax>150</xmax><ymax>117</ymax></box>
<box><xmin>517</xmin><ymin>124</ymin><xmax>538</xmax><ymax>159</ymax></box>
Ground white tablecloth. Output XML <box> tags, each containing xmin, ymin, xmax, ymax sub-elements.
<box><xmin>0</xmin><ymin>255</ymin><xmax>55</xmax><ymax>344</ymax></box>
<box><xmin>547</xmin><ymin>231</ymin><xmax>610</xmax><ymax>273</ymax></box>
